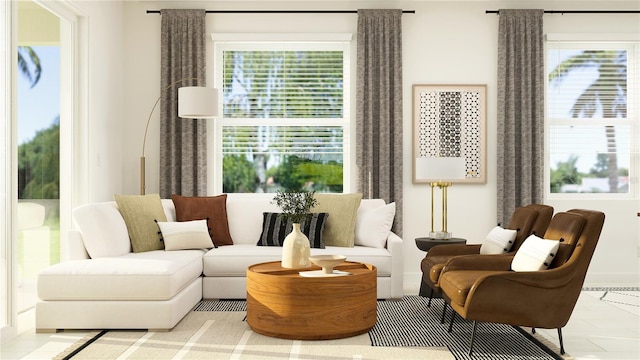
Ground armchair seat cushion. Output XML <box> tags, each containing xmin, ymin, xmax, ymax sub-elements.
<box><xmin>439</xmin><ymin>270</ymin><xmax>504</xmax><ymax>307</ymax></box>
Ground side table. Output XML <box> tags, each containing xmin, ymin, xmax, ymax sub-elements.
<box><xmin>415</xmin><ymin>237</ymin><xmax>467</xmax><ymax>251</ymax></box>
<box><xmin>415</xmin><ymin>237</ymin><xmax>467</xmax><ymax>297</ymax></box>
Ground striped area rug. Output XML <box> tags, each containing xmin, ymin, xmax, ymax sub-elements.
<box><xmin>56</xmin><ymin>296</ymin><xmax>566</xmax><ymax>360</ymax></box>
<box><xmin>370</xmin><ymin>296</ymin><xmax>563</xmax><ymax>360</ymax></box>
<box><xmin>194</xmin><ymin>295</ymin><xmax>563</xmax><ymax>360</ymax></box>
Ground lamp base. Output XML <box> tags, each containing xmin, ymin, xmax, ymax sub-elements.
<box><xmin>429</xmin><ymin>231</ymin><xmax>453</xmax><ymax>239</ymax></box>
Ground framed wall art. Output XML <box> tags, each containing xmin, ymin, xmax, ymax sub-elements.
<box><xmin>412</xmin><ymin>84</ymin><xmax>487</xmax><ymax>184</ymax></box>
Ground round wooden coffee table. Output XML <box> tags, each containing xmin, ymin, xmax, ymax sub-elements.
<box><xmin>246</xmin><ymin>261</ymin><xmax>377</xmax><ymax>340</ymax></box>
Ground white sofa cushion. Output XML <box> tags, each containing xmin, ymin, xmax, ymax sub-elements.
<box><xmin>355</xmin><ymin>202</ymin><xmax>396</xmax><ymax>248</ymax></box>
<box><xmin>202</xmin><ymin>244</ymin><xmax>392</xmax><ymax>277</ymax></box>
<box><xmin>73</xmin><ymin>202</ymin><xmax>132</xmax><ymax>258</ymax></box>
<box><xmin>225</xmin><ymin>197</ymin><xmax>281</xmax><ymax>245</ymax></box>
<box><xmin>37</xmin><ymin>250</ymin><xmax>204</xmax><ymax>301</ymax></box>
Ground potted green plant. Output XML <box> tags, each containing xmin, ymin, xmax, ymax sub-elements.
<box><xmin>272</xmin><ymin>189</ymin><xmax>317</xmax><ymax>269</ymax></box>
<box><xmin>272</xmin><ymin>189</ymin><xmax>318</xmax><ymax>223</ymax></box>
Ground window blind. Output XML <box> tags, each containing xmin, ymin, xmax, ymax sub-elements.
<box><xmin>222</xmin><ymin>50</ymin><xmax>344</xmax><ymax>118</ymax></box>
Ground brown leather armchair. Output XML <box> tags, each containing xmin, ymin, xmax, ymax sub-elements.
<box><xmin>438</xmin><ymin>209</ymin><xmax>605</xmax><ymax>355</ymax></box>
<box><xmin>419</xmin><ymin>204</ymin><xmax>553</xmax><ymax>306</ymax></box>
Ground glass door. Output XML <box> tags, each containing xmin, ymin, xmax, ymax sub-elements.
<box><xmin>1</xmin><ymin>0</ymin><xmax>12</xmax><ymax>338</ymax></box>
<box><xmin>16</xmin><ymin>0</ymin><xmax>61</xmax><ymax>322</ymax></box>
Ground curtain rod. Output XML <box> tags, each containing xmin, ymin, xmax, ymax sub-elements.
<box><xmin>147</xmin><ymin>10</ymin><xmax>415</xmax><ymax>14</ymax></box>
<box><xmin>486</xmin><ymin>10</ymin><xmax>640</xmax><ymax>14</ymax></box>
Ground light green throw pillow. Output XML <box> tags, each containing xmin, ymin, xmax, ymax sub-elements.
<box><xmin>114</xmin><ymin>193</ymin><xmax>167</xmax><ymax>253</ymax></box>
<box><xmin>313</xmin><ymin>193</ymin><xmax>362</xmax><ymax>247</ymax></box>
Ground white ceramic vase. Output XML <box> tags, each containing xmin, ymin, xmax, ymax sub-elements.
<box><xmin>281</xmin><ymin>223</ymin><xmax>311</xmax><ymax>269</ymax></box>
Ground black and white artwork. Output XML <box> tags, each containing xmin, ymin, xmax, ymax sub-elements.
<box><xmin>413</xmin><ymin>84</ymin><xmax>486</xmax><ymax>183</ymax></box>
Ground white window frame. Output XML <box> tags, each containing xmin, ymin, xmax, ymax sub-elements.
<box><xmin>545</xmin><ymin>35</ymin><xmax>640</xmax><ymax>200</ymax></box>
<box><xmin>208</xmin><ymin>34</ymin><xmax>352</xmax><ymax>195</ymax></box>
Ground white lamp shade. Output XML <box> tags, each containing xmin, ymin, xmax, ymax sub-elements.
<box><xmin>178</xmin><ymin>86</ymin><xmax>218</xmax><ymax>118</ymax></box>
<box><xmin>415</xmin><ymin>157</ymin><xmax>466</xmax><ymax>181</ymax></box>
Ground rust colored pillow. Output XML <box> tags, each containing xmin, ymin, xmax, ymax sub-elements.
<box><xmin>171</xmin><ymin>194</ymin><xmax>234</xmax><ymax>246</ymax></box>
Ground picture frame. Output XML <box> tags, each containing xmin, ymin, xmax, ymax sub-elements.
<box><xmin>412</xmin><ymin>84</ymin><xmax>487</xmax><ymax>184</ymax></box>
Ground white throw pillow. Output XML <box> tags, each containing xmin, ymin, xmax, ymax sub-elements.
<box><xmin>156</xmin><ymin>220</ymin><xmax>214</xmax><ymax>251</ymax></box>
<box><xmin>480</xmin><ymin>226</ymin><xmax>517</xmax><ymax>255</ymax></box>
<box><xmin>511</xmin><ymin>234</ymin><xmax>560</xmax><ymax>272</ymax></box>
<box><xmin>355</xmin><ymin>202</ymin><xmax>396</xmax><ymax>248</ymax></box>
<box><xmin>73</xmin><ymin>202</ymin><xmax>132</xmax><ymax>258</ymax></box>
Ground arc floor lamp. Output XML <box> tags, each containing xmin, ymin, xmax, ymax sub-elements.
<box><xmin>140</xmin><ymin>79</ymin><xmax>218</xmax><ymax>195</ymax></box>
<box><xmin>415</xmin><ymin>157</ymin><xmax>466</xmax><ymax>239</ymax></box>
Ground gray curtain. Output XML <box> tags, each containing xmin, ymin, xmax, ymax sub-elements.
<box><xmin>356</xmin><ymin>9</ymin><xmax>403</xmax><ymax>236</ymax></box>
<box><xmin>496</xmin><ymin>9</ymin><xmax>545</xmax><ymax>225</ymax></box>
<box><xmin>160</xmin><ymin>9</ymin><xmax>207</xmax><ymax>197</ymax></box>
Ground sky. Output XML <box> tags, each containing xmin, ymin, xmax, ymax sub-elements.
<box><xmin>17</xmin><ymin>45</ymin><xmax>60</xmax><ymax>145</ymax></box>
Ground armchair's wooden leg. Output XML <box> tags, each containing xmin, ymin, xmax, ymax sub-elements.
<box><xmin>441</xmin><ymin>302</ymin><xmax>448</xmax><ymax>324</ymax></box>
<box><xmin>468</xmin><ymin>320</ymin><xmax>478</xmax><ymax>356</ymax></box>
<box><xmin>532</xmin><ymin>327</ymin><xmax>536</xmax><ymax>334</ymax></box>
<box><xmin>447</xmin><ymin>309</ymin><xmax>456</xmax><ymax>333</ymax></box>
<box><xmin>558</xmin><ymin>328</ymin><xmax>565</xmax><ymax>355</ymax></box>
<box><xmin>428</xmin><ymin>288</ymin><xmax>434</xmax><ymax>307</ymax></box>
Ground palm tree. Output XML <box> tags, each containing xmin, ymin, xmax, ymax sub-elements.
<box><xmin>18</xmin><ymin>46</ymin><xmax>42</xmax><ymax>88</ymax></box>
<box><xmin>549</xmin><ymin>50</ymin><xmax>626</xmax><ymax>192</ymax></box>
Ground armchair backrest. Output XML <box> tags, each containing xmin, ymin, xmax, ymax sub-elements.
<box><xmin>543</xmin><ymin>212</ymin><xmax>586</xmax><ymax>245</ymax></box>
<box><xmin>505</xmin><ymin>206</ymin><xmax>539</xmax><ymax>251</ymax></box>
<box><xmin>562</xmin><ymin>209</ymin><xmax>606</xmax><ymax>290</ymax></box>
<box><xmin>509</xmin><ymin>204</ymin><xmax>554</xmax><ymax>252</ymax></box>
<box><xmin>543</xmin><ymin>212</ymin><xmax>587</xmax><ymax>269</ymax></box>
<box><xmin>526</xmin><ymin>204</ymin><xmax>554</xmax><ymax>237</ymax></box>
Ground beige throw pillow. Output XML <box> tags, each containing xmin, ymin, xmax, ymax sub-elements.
<box><xmin>313</xmin><ymin>193</ymin><xmax>362</xmax><ymax>247</ymax></box>
<box><xmin>156</xmin><ymin>220</ymin><xmax>214</xmax><ymax>251</ymax></box>
<box><xmin>114</xmin><ymin>193</ymin><xmax>167</xmax><ymax>252</ymax></box>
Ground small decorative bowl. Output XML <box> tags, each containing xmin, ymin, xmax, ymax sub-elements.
<box><xmin>309</xmin><ymin>255</ymin><xmax>347</xmax><ymax>274</ymax></box>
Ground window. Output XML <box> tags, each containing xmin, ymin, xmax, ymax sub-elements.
<box><xmin>212</xmin><ymin>40</ymin><xmax>349</xmax><ymax>194</ymax></box>
<box><xmin>546</xmin><ymin>40</ymin><xmax>639</xmax><ymax>195</ymax></box>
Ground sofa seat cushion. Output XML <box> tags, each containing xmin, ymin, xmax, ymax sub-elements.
<box><xmin>38</xmin><ymin>250</ymin><xmax>204</xmax><ymax>301</ymax></box>
<box><xmin>203</xmin><ymin>244</ymin><xmax>392</xmax><ymax>277</ymax></box>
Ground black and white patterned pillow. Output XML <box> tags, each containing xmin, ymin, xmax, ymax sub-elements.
<box><xmin>256</xmin><ymin>212</ymin><xmax>329</xmax><ymax>249</ymax></box>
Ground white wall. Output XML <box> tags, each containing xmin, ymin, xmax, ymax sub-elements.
<box><xmin>71</xmin><ymin>0</ymin><xmax>125</xmax><ymax>202</ymax></box>
<box><xmin>119</xmin><ymin>1</ymin><xmax>640</xmax><ymax>291</ymax></box>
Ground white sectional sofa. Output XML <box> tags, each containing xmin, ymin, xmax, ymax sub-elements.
<box><xmin>36</xmin><ymin>195</ymin><xmax>403</xmax><ymax>332</ymax></box>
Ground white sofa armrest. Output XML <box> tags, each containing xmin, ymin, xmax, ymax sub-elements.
<box><xmin>67</xmin><ymin>229</ymin><xmax>90</xmax><ymax>260</ymax></box>
<box><xmin>386</xmin><ymin>231</ymin><xmax>403</xmax><ymax>299</ymax></box>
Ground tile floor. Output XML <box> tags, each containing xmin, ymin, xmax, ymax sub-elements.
<box><xmin>1</xmin><ymin>290</ymin><xmax>638</xmax><ymax>360</ymax></box>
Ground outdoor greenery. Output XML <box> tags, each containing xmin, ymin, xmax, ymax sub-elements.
<box><xmin>18</xmin><ymin>117</ymin><xmax>60</xmax><ymax>199</ymax></box>
<box><xmin>548</xmin><ymin>49</ymin><xmax>628</xmax><ymax>193</ymax></box>
<box><xmin>18</xmin><ymin>46</ymin><xmax>41</xmax><ymax>88</ymax></box>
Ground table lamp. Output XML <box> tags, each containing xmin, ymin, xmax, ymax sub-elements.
<box><xmin>415</xmin><ymin>157</ymin><xmax>466</xmax><ymax>239</ymax></box>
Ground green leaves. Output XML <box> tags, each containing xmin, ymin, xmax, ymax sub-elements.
<box><xmin>271</xmin><ymin>189</ymin><xmax>318</xmax><ymax>223</ymax></box>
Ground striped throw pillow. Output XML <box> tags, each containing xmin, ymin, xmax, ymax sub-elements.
<box><xmin>257</xmin><ymin>212</ymin><xmax>329</xmax><ymax>248</ymax></box>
